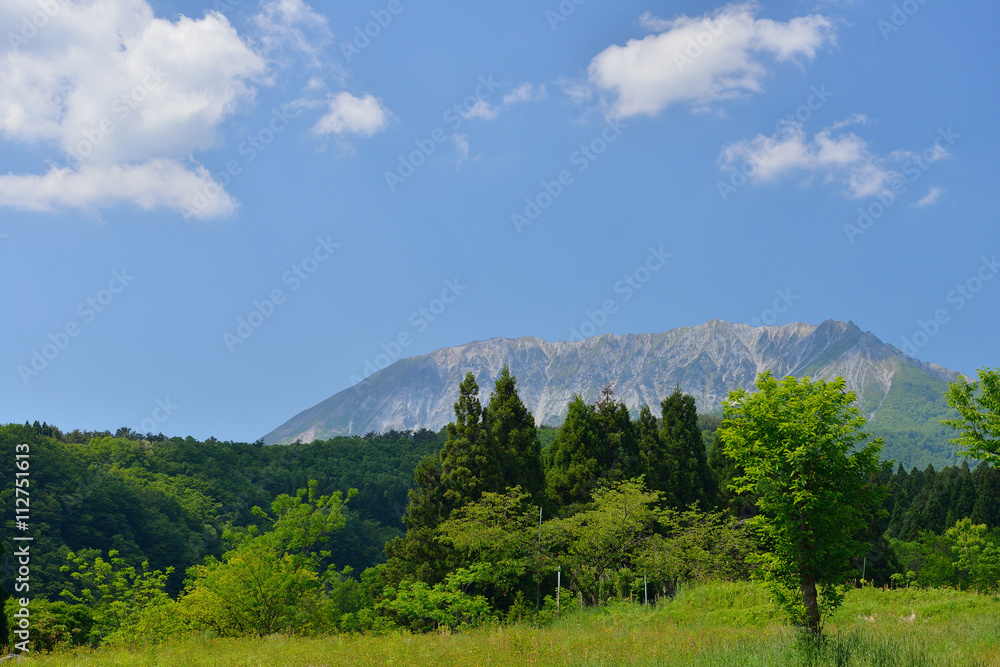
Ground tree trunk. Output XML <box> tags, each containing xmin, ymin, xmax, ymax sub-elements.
<box><xmin>800</xmin><ymin>571</ymin><xmax>821</xmax><ymax>635</ymax></box>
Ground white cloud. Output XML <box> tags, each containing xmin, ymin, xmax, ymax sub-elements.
<box><xmin>454</xmin><ymin>83</ymin><xmax>544</xmax><ymax>124</ymax></box>
<box><xmin>453</xmin><ymin>134</ymin><xmax>470</xmax><ymax>163</ymax></box>
<box><xmin>253</xmin><ymin>0</ymin><xmax>334</xmax><ymax>69</ymax></box>
<box><xmin>312</xmin><ymin>92</ymin><xmax>389</xmax><ymax>136</ymax></box>
<box><xmin>503</xmin><ymin>83</ymin><xmax>546</xmax><ymax>105</ymax></box>
<box><xmin>916</xmin><ymin>186</ymin><xmax>943</xmax><ymax>206</ymax></box>
<box><xmin>461</xmin><ymin>99</ymin><xmax>499</xmax><ymax>121</ymax></box>
<box><xmin>829</xmin><ymin>114</ymin><xmax>869</xmax><ymax>129</ymax></box>
<box><xmin>719</xmin><ymin>119</ymin><xmax>951</xmax><ymax>198</ymax></box>
<box><xmin>0</xmin><ymin>0</ymin><xmax>268</xmax><ymax>217</ymax></box>
<box><xmin>0</xmin><ymin>160</ymin><xmax>236</xmax><ymax>219</ymax></box>
<box><xmin>721</xmin><ymin>125</ymin><xmax>866</xmax><ymax>182</ymax></box>
<box><xmin>0</xmin><ymin>0</ymin><xmax>378</xmax><ymax>219</ymax></box>
<box><xmin>587</xmin><ymin>2</ymin><xmax>836</xmax><ymax>118</ymax></box>
<box><xmin>0</xmin><ymin>4</ymin><xmax>265</xmax><ymax>164</ymax></box>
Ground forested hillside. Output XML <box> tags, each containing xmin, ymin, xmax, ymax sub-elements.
<box><xmin>2</xmin><ymin>367</ymin><xmax>998</xmax><ymax>652</ymax></box>
<box><xmin>0</xmin><ymin>423</ymin><xmax>443</xmax><ymax>599</ymax></box>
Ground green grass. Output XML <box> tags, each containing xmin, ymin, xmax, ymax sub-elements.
<box><xmin>24</xmin><ymin>582</ymin><xmax>1000</xmax><ymax>666</ymax></box>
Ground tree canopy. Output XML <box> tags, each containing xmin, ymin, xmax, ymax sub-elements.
<box><xmin>943</xmin><ymin>367</ymin><xmax>1000</xmax><ymax>463</ymax></box>
<box><xmin>719</xmin><ymin>372</ymin><xmax>887</xmax><ymax>636</ymax></box>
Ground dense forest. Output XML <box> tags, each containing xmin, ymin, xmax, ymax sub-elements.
<box><xmin>0</xmin><ymin>423</ymin><xmax>444</xmax><ymax>600</ymax></box>
<box><xmin>2</xmin><ymin>367</ymin><xmax>999</xmax><ymax>650</ymax></box>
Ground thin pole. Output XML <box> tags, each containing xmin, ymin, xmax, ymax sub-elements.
<box><xmin>557</xmin><ymin>565</ymin><xmax>561</xmax><ymax>614</ymax></box>
<box><xmin>537</xmin><ymin>506</ymin><xmax>543</xmax><ymax>610</ymax></box>
<box><xmin>644</xmin><ymin>574</ymin><xmax>648</xmax><ymax>605</ymax></box>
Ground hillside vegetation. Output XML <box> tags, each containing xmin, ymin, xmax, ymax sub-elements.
<box><xmin>24</xmin><ymin>582</ymin><xmax>1000</xmax><ymax>666</ymax></box>
<box><xmin>3</xmin><ymin>367</ymin><xmax>999</xmax><ymax>660</ymax></box>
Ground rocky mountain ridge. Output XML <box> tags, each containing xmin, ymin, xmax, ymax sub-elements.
<box><xmin>263</xmin><ymin>320</ymin><xmax>962</xmax><ymax>466</ymax></box>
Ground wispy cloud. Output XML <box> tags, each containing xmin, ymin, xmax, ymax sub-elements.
<box><xmin>719</xmin><ymin>118</ymin><xmax>951</xmax><ymax>199</ymax></box>
<box><xmin>461</xmin><ymin>99</ymin><xmax>499</xmax><ymax>121</ymax></box>
<box><xmin>453</xmin><ymin>133</ymin><xmax>471</xmax><ymax>163</ymax></box>
<box><xmin>503</xmin><ymin>83</ymin><xmax>546</xmax><ymax>105</ymax></box>
<box><xmin>253</xmin><ymin>0</ymin><xmax>334</xmax><ymax>69</ymax></box>
<box><xmin>916</xmin><ymin>186</ymin><xmax>943</xmax><ymax>206</ymax></box>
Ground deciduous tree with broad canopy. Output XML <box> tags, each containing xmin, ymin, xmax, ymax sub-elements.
<box><xmin>943</xmin><ymin>366</ymin><xmax>1000</xmax><ymax>464</ymax></box>
<box><xmin>719</xmin><ymin>372</ymin><xmax>887</xmax><ymax>637</ymax></box>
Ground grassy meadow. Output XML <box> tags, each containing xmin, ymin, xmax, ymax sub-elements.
<box><xmin>22</xmin><ymin>581</ymin><xmax>1000</xmax><ymax>666</ymax></box>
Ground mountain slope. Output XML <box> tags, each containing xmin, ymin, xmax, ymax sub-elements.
<box><xmin>262</xmin><ymin>320</ymin><xmax>965</xmax><ymax>469</ymax></box>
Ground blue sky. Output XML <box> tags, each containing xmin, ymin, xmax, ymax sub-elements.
<box><xmin>1</xmin><ymin>0</ymin><xmax>997</xmax><ymax>441</ymax></box>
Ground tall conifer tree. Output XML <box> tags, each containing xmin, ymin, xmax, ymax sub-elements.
<box><xmin>439</xmin><ymin>373</ymin><xmax>496</xmax><ymax>508</ymax></box>
<box><xmin>544</xmin><ymin>395</ymin><xmax>602</xmax><ymax>507</ymax></box>
<box><xmin>593</xmin><ymin>385</ymin><xmax>636</xmax><ymax>482</ymax></box>
<box><xmin>660</xmin><ymin>387</ymin><xmax>716</xmax><ymax>509</ymax></box>
<box><xmin>637</xmin><ymin>404</ymin><xmax>677</xmax><ymax>507</ymax></box>
<box><xmin>482</xmin><ymin>365</ymin><xmax>544</xmax><ymax>500</ymax></box>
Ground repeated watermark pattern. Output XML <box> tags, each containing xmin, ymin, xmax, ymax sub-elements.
<box><xmin>340</xmin><ymin>0</ymin><xmax>413</xmax><ymax>64</ymax></box>
<box><xmin>17</xmin><ymin>269</ymin><xmax>135</xmax><ymax>386</ymax></box>
<box><xmin>899</xmin><ymin>254</ymin><xmax>998</xmax><ymax>357</ymax></box>
<box><xmin>7</xmin><ymin>0</ymin><xmax>71</xmax><ymax>49</ymax></box>
<box><xmin>384</xmin><ymin>75</ymin><xmax>500</xmax><ymax>192</ymax></box>
<box><xmin>349</xmin><ymin>278</ymin><xmax>467</xmax><ymax>384</ymax></box>
<box><xmin>223</xmin><ymin>236</ymin><xmax>339</xmax><ymax>352</ymax></box>
<box><xmin>182</xmin><ymin>106</ymin><xmax>300</xmax><ymax>220</ymax></box>
<box><xmin>568</xmin><ymin>245</ymin><xmax>671</xmax><ymax>341</ymax></box>
<box><xmin>545</xmin><ymin>0</ymin><xmax>589</xmax><ymax>30</ymax></box>
<box><xmin>66</xmin><ymin>67</ymin><xmax>168</xmax><ymax>165</ymax></box>
<box><xmin>878</xmin><ymin>0</ymin><xmax>931</xmax><ymax>41</ymax></box>
<box><xmin>139</xmin><ymin>397</ymin><xmax>180</xmax><ymax>435</ymax></box>
<box><xmin>747</xmin><ymin>289</ymin><xmax>800</xmax><ymax>327</ymax></box>
<box><xmin>717</xmin><ymin>85</ymin><xmax>833</xmax><ymax>202</ymax></box>
<box><xmin>670</xmin><ymin>13</ymin><xmax>731</xmax><ymax>72</ymax></box>
<box><xmin>11</xmin><ymin>442</ymin><xmax>32</xmax><ymax>653</ymax></box>
<box><xmin>842</xmin><ymin>127</ymin><xmax>958</xmax><ymax>244</ymax></box>
<box><xmin>512</xmin><ymin>119</ymin><xmax>627</xmax><ymax>233</ymax></box>
<box><xmin>208</xmin><ymin>0</ymin><xmax>243</xmax><ymax>14</ymax></box>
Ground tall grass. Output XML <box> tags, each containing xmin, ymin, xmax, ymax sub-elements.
<box><xmin>24</xmin><ymin>582</ymin><xmax>1000</xmax><ymax>666</ymax></box>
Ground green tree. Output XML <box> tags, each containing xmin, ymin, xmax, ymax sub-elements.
<box><xmin>660</xmin><ymin>387</ymin><xmax>716</xmax><ymax>509</ymax></box>
<box><xmin>386</xmin><ymin>374</ymin><xmax>501</xmax><ymax>586</ymax></box>
<box><xmin>59</xmin><ymin>549</ymin><xmax>178</xmax><ymax>646</ymax></box>
<box><xmin>636</xmin><ymin>505</ymin><xmax>753</xmax><ymax>598</ymax></box>
<box><xmin>946</xmin><ymin>518</ymin><xmax>1000</xmax><ymax>592</ymax></box>
<box><xmin>4</xmin><ymin>597</ymin><xmax>94</xmax><ymax>652</ymax></box>
<box><xmin>439</xmin><ymin>487</ymin><xmax>540</xmax><ymax>595</ymax></box>
<box><xmin>180</xmin><ymin>481</ymin><xmax>352</xmax><ymax>637</ymax></box>
<box><xmin>443</xmin><ymin>479</ymin><xmax>662</xmax><ymax>606</ymax></box>
<box><xmin>890</xmin><ymin>533</ymin><xmax>956</xmax><ymax>588</ymax></box>
<box><xmin>708</xmin><ymin>428</ymin><xmax>757</xmax><ymax>518</ymax></box>
<box><xmin>440</xmin><ymin>373</ymin><xmax>497</xmax><ymax>508</ymax></box>
<box><xmin>378</xmin><ymin>566</ymin><xmax>497</xmax><ymax>632</ymax></box>
<box><xmin>593</xmin><ymin>385</ymin><xmax>637</xmax><ymax>483</ymax></box>
<box><xmin>544</xmin><ymin>395</ymin><xmax>603</xmax><ymax>507</ymax></box>
<box><xmin>482</xmin><ymin>366</ymin><xmax>545</xmax><ymax>500</ymax></box>
<box><xmin>440</xmin><ymin>479</ymin><xmax>749</xmax><ymax>608</ymax></box>
<box><xmin>636</xmin><ymin>405</ymin><xmax>676</xmax><ymax>506</ymax></box>
<box><xmin>943</xmin><ymin>367</ymin><xmax>1000</xmax><ymax>463</ymax></box>
<box><xmin>719</xmin><ymin>372</ymin><xmax>887</xmax><ymax>636</ymax></box>
<box><xmin>384</xmin><ymin>453</ymin><xmax>454</xmax><ymax>584</ymax></box>
<box><xmin>971</xmin><ymin>463</ymin><xmax>1000</xmax><ymax>529</ymax></box>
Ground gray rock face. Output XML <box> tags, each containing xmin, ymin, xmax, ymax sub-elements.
<box><xmin>262</xmin><ymin>319</ymin><xmax>961</xmax><ymax>444</ymax></box>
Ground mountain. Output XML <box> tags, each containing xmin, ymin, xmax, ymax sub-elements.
<box><xmin>262</xmin><ymin>320</ymin><xmax>967</xmax><ymax>469</ymax></box>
